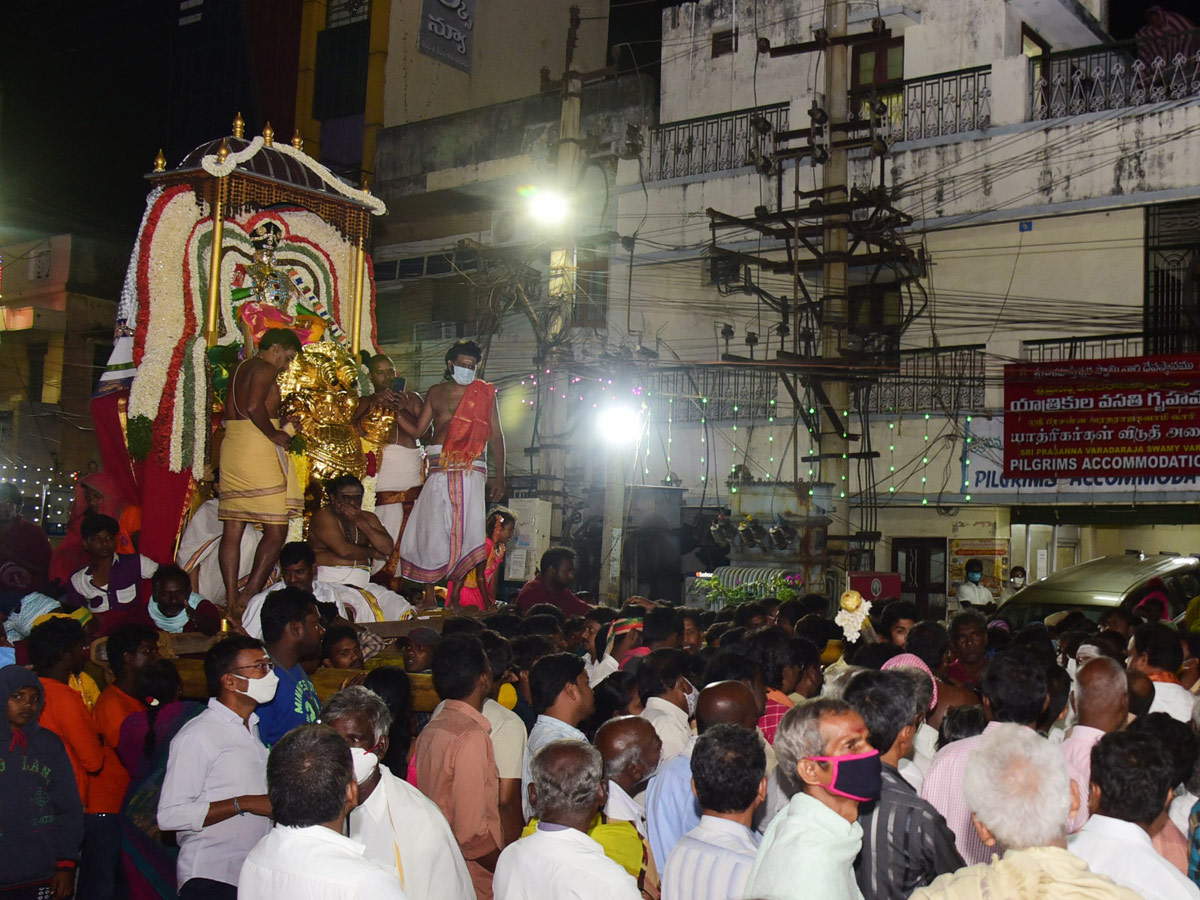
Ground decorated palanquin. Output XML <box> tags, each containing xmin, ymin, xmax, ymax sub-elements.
<box><xmin>92</xmin><ymin>117</ymin><xmax>387</xmax><ymax>564</ymax></box>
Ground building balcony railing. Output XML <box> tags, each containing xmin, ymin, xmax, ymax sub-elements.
<box><xmin>1021</xmin><ymin>332</ymin><xmax>1144</xmax><ymax>363</ymax></box>
<box><xmin>871</xmin><ymin>345</ymin><xmax>987</xmax><ymax>414</ymax></box>
<box><xmin>849</xmin><ymin>66</ymin><xmax>991</xmax><ymax>142</ymax></box>
<box><xmin>645</xmin><ymin>103</ymin><xmax>789</xmax><ymax>180</ymax></box>
<box><xmin>1031</xmin><ymin>29</ymin><xmax>1200</xmax><ymax>119</ymax></box>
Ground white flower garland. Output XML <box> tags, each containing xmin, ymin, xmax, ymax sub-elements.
<box><xmin>118</xmin><ymin>186</ymin><xmax>163</xmax><ymax>328</ymax></box>
<box><xmin>198</xmin><ymin>136</ymin><xmax>386</xmax><ymax>216</ymax></box>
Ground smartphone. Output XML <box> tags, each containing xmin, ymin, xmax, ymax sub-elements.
<box><xmin>392</xmin><ymin>376</ymin><xmax>407</xmax><ymax>393</ymax></box>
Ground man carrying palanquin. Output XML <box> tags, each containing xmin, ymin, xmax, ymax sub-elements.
<box><xmin>217</xmin><ymin>327</ymin><xmax>303</xmax><ymax>619</ymax></box>
<box><xmin>395</xmin><ymin>340</ymin><xmax>505</xmax><ymax>610</ymax></box>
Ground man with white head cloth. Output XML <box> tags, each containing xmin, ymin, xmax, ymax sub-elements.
<box><xmin>910</xmin><ymin>724</ymin><xmax>1139</xmax><ymax>900</ymax></box>
<box><xmin>321</xmin><ymin>686</ymin><xmax>473</xmax><ymax>900</ymax></box>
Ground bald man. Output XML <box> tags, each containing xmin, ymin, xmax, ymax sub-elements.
<box><xmin>596</xmin><ymin>717</ymin><xmax>662</xmax><ymax>842</ymax></box>
<box><xmin>1061</xmin><ymin>656</ymin><xmax>1130</xmax><ymax>830</ymax></box>
<box><xmin>495</xmin><ymin>741</ymin><xmax>640</xmax><ymax>900</ymax></box>
<box><xmin>646</xmin><ymin>681</ymin><xmax>761</xmax><ymax>868</ymax></box>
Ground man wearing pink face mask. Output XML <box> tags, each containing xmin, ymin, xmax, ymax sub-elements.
<box><xmin>745</xmin><ymin>698</ymin><xmax>881</xmax><ymax>900</ymax></box>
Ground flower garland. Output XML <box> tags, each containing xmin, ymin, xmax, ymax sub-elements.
<box><xmin>198</xmin><ymin>136</ymin><xmax>386</xmax><ymax>216</ymax></box>
<box><xmin>835</xmin><ymin>590</ymin><xmax>873</xmax><ymax>644</ymax></box>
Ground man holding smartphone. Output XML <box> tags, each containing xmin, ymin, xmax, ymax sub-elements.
<box><xmin>354</xmin><ymin>355</ymin><xmax>428</xmax><ymax>592</ymax></box>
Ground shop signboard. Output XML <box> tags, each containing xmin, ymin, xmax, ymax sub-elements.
<box><xmin>1004</xmin><ymin>354</ymin><xmax>1200</xmax><ymax>480</ymax></box>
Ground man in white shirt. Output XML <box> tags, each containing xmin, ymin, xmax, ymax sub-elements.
<box><xmin>158</xmin><ymin>635</ymin><xmax>275</xmax><ymax>900</ymax></box>
<box><xmin>662</xmin><ymin>724</ymin><xmax>765</xmax><ymax>900</ymax></box>
<box><xmin>241</xmin><ymin>542</ymin><xmax>378</xmax><ymax>639</ymax></box>
<box><xmin>521</xmin><ymin>652</ymin><xmax>594</xmax><ymax>821</ymax></box>
<box><xmin>747</xmin><ymin>698</ymin><xmax>879</xmax><ymax>900</ymax></box>
<box><xmin>638</xmin><ymin>648</ymin><xmax>696</xmax><ymax>763</ymax></box>
<box><xmin>495</xmin><ymin>740</ymin><xmax>640</xmax><ymax>900</ymax></box>
<box><xmin>1068</xmin><ymin>731</ymin><xmax>1200</xmax><ymax>900</ymax></box>
<box><xmin>595</xmin><ymin>716</ymin><xmax>662</xmax><ymax>845</ymax></box>
<box><xmin>321</xmin><ymin>687</ymin><xmax>473</xmax><ymax>900</ymax></box>
<box><xmin>1128</xmin><ymin>623</ymin><xmax>1196</xmax><ymax>723</ymax></box>
<box><xmin>239</xmin><ymin>724</ymin><xmax>404</xmax><ymax>899</ymax></box>
<box><xmin>954</xmin><ymin>559</ymin><xmax>993</xmax><ymax>612</ymax></box>
<box><xmin>480</xmin><ymin>630</ymin><xmax>528</xmax><ymax>844</ymax></box>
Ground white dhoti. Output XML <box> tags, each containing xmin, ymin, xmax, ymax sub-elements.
<box><xmin>399</xmin><ymin>445</ymin><xmax>487</xmax><ymax>585</ymax></box>
<box><xmin>316</xmin><ymin>564</ymin><xmax>415</xmax><ymax>621</ymax></box>
<box><xmin>374</xmin><ymin>443</ymin><xmax>425</xmax><ymax>544</ymax></box>
<box><xmin>176</xmin><ymin>499</ymin><xmax>261</xmax><ymax>606</ymax></box>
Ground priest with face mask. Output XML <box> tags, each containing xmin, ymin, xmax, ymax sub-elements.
<box><xmin>321</xmin><ymin>685</ymin><xmax>474</xmax><ymax>900</ymax></box>
<box><xmin>745</xmin><ymin>698</ymin><xmax>882</xmax><ymax>900</ymax></box>
<box><xmin>393</xmin><ymin>340</ymin><xmax>506</xmax><ymax>611</ymax></box>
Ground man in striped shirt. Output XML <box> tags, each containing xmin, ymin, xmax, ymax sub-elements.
<box><xmin>844</xmin><ymin>670</ymin><xmax>963</xmax><ymax>899</ymax></box>
<box><xmin>661</xmin><ymin>724</ymin><xmax>765</xmax><ymax>900</ymax></box>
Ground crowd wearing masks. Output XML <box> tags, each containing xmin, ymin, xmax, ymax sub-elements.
<box><xmin>7</xmin><ymin>552</ymin><xmax>1200</xmax><ymax>900</ymax></box>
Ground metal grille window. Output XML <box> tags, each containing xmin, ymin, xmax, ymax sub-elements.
<box><xmin>1146</xmin><ymin>202</ymin><xmax>1200</xmax><ymax>355</ymax></box>
<box><xmin>646</xmin><ymin>103</ymin><xmax>789</xmax><ymax>180</ymax></box>
<box><xmin>641</xmin><ymin>366</ymin><xmax>778</xmax><ymax>423</ymax></box>
<box><xmin>871</xmin><ymin>345</ymin><xmax>986</xmax><ymax>413</ymax></box>
<box><xmin>1021</xmin><ymin>333</ymin><xmax>1144</xmax><ymax>362</ymax></box>
<box><xmin>327</xmin><ymin>0</ymin><xmax>370</xmax><ymax>28</ymax></box>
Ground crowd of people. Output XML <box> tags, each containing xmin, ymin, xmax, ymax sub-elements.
<box><xmin>5</xmin><ymin>545</ymin><xmax>1200</xmax><ymax>900</ymax></box>
<box><xmin>4</xmin><ymin>331</ymin><xmax>1200</xmax><ymax>899</ymax></box>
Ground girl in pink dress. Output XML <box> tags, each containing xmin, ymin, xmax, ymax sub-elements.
<box><xmin>450</xmin><ymin>507</ymin><xmax>516</xmax><ymax>610</ymax></box>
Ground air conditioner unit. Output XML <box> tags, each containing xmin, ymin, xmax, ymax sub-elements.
<box><xmin>490</xmin><ymin>209</ymin><xmax>536</xmax><ymax>247</ymax></box>
<box><xmin>412</xmin><ymin>321</ymin><xmax>464</xmax><ymax>343</ymax></box>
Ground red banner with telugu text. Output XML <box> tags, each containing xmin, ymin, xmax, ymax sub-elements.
<box><xmin>1004</xmin><ymin>354</ymin><xmax>1200</xmax><ymax>480</ymax></box>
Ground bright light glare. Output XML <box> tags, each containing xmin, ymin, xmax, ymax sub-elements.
<box><xmin>527</xmin><ymin>189</ymin><xmax>569</xmax><ymax>225</ymax></box>
<box><xmin>597</xmin><ymin>404</ymin><xmax>642</xmax><ymax>443</ymax></box>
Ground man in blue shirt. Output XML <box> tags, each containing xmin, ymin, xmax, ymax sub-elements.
<box><xmin>256</xmin><ymin>586</ymin><xmax>324</xmax><ymax>746</ymax></box>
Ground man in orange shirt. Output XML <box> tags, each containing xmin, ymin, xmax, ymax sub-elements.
<box><xmin>29</xmin><ymin>617</ymin><xmax>130</xmax><ymax>900</ymax></box>
<box><xmin>414</xmin><ymin>634</ymin><xmax>504</xmax><ymax>900</ymax></box>
<box><xmin>93</xmin><ymin>623</ymin><xmax>159</xmax><ymax>753</ymax></box>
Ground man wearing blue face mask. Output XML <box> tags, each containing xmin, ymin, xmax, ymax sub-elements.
<box><xmin>956</xmin><ymin>559</ymin><xmax>994</xmax><ymax>613</ymax></box>
<box><xmin>395</xmin><ymin>340</ymin><xmax>507</xmax><ymax>610</ymax></box>
<box><xmin>746</xmin><ymin>698</ymin><xmax>881</xmax><ymax>900</ymax></box>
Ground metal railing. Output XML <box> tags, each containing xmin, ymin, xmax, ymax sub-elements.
<box><xmin>871</xmin><ymin>345</ymin><xmax>987</xmax><ymax>413</ymax></box>
<box><xmin>640</xmin><ymin>365</ymin><xmax>779</xmax><ymax>423</ymax></box>
<box><xmin>1031</xmin><ymin>29</ymin><xmax>1200</xmax><ymax>119</ymax></box>
<box><xmin>646</xmin><ymin>103</ymin><xmax>789</xmax><ymax>180</ymax></box>
<box><xmin>1021</xmin><ymin>332</ymin><xmax>1144</xmax><ymax>362</ymax></box>
<box><xmin>850</xmin><ymin>66</ymin><xmax>991</xmax><ymax>142</ymax></box>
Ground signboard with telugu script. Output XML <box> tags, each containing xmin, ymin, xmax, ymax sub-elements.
<box><xmin>1004</xmin><ymin>354</ymin><xmax>1200</xmax><ymax>480</ymax></box>
<box><xmin>418</xmin><ymin>0</ymin><xmax>475</xmax><ymax>72</ymax></box>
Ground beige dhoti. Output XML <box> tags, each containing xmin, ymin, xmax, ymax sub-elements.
<box><xmin>217</xmin><ymin>419</ymin><xmax>301</xmax><ymax>525</ymax></box>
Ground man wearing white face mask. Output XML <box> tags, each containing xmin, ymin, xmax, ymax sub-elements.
<box><xmin>395</xmin><ymin>340</ymin><xmax>506</xmax><ymax>610</ymax></box>
<box><xmin>158</xmin><ymin>635</ymin><xmax>275</xmax><ymax>900</ymax></box>
<box><xmin>1000</xmin><ymin>566</ymin><xmax>1027</xmax><ymax>604</ymax></box>
<box><xmin>639</xmin><ymin>648</ymin><xmax>697</xmax><ymax>764</ymax></box>
<box><xmin>322</xmin><ymin>686</ymin><xmax>474</xmax><ymax>900</ymax></box>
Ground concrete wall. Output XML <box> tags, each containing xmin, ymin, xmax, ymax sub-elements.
<box><xmin>383</xmin><ymin>0</ymin><xmax>609</xmax><ymax>127</ymax></box>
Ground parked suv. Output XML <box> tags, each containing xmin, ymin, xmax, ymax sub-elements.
<box><xmin>995</xmin><ymin>554</ymin><xmax>1200</xmax><ymax>629</ymax></box>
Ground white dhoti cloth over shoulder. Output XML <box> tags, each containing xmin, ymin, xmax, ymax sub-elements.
<box><xmin>316</xmin><ymin>564</ymin><xmax>415</xmax><ymax>621</ymax></box>
<box><xmin>398</xmin><ymin>444</ymin><xmax>488</xmax><ymax>584</ymax></box>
